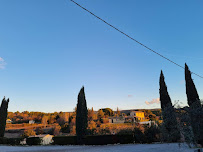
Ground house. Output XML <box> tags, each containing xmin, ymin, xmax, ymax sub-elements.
<box><xmin>28</xmin><ymin>134</ymin><xmax>53</xmax><ymax>145</ymax></box>
<box><xmin>6</xmin><ymin>119</ymin><xmax>12</xmax><ymax>124</ymax></box>
<box><xmin>129</xmin><ymin>111</ymin><xmax>145</xmax><ymax>122</ymax></box>
<box><xmin>29</xmin><ymin>120</ymin><xmax>35</xmax><ymax>124</ymax></box>
<box><xmin>123</xmin><ymin>111</ymin><xmax>146</xmax><ymax>123</ymax></box>
<box><xmin>109</xmin><ymin>117</ymin><xmax>125</xmax><ymax>124</ymax></box>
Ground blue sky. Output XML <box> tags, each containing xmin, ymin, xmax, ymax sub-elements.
<box><xmin>0</xmin><ymin>0</ymin><xmax>202</xmax><ymax>112</ymax></box>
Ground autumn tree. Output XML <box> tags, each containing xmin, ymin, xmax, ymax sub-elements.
<box><xmin>76</xmin><ymin>86</ymin><xmax>88</xmax><ymax>144</ymax></box>
<box><xmin>41</xmin><ymin>115</ymin><xmax>49</xmax><ymax>125</ymax></box>
<box><xmin>88</xmin><ymin>107</ymin><xmax>94</xmax><ymax>121</ymax></box>
<box><xmin>101</xmin><ymin>108</ymin><xmax>114</xmax><ymax>116</ymax></box>
<box><xmin>97</xmin><ymin>109</ymin><xmax>105</xmax><ymax>119</ymax></box>
<box><xmin>0</xmin><ymin>97</ymin><xmax>9</xmax><ymax>137</ymax></box>
<box><xmin>21</xmin><ymin>129</ymin><xmax>36</xmax><ymax>138</ymax></box>
<box><xmin>56</xmin><ymin>112</ymin><xmax>69</xmax><ymax>126</ymax></box>
<box><xmin>185</xmin><ymin>64</ymin><xmax>203</xmax><ymax>146</ymax></box>
<box><xmin>159</xmin><ymin>71</ymin><xmax>180</xmax><ymax>142</ymax></box>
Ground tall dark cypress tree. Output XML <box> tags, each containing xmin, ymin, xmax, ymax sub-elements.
<box><xmin>0</xmin><ymin>97</ymin><xmax>9</xmax><ymax>137</ymax></box>
<box><xmin>76</xmin><ymin>86</ymin><xmax>88</xmax><ymax>144</ymax></box>
<box><xmin>160</xmin><ymin>71</ymin><xmax>173</xmax><ymax>109</ymax></box>
<box><xmin>185</xmin><ymin>63</ymin><xmax>201</xmax><ymax>107</ymax></box>
<box><xmin>159</xmin><ymin>71</ymin><xmax>180</xmax><ymax>142</ymax></box>
<box><xmin>185</xmin><ymin>63</ymin><xmax>203</xmax><ymax>146</ymax></box>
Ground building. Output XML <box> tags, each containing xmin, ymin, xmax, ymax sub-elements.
<box><xmin>108</xmin><ymin>117</ymin><xmax>125</xmax><ymax>124</ymax></box>
<box><xmin>130</xmin><ymin>111</ymin><xmax>145</xmax><ymax>122</ymax></box>
<box><xmin>138</xmin><ymin>121</ymin><xmax>157</xmax><ymax>127</ymax></box>
<box><xmin>29</xmin><ymin>120</ymin><xmax>35</xmax><ymax>124</ymax></box>
<box><xmin>6</xmin><ymin>119</ymin><xmax>12</xmax><ymax>124</ymax></box>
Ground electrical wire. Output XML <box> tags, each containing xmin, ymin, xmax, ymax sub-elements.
<box><xmin>70</xmin><ymin>0</ymin><xmax>203</xmax><ymax>79</ymax></box>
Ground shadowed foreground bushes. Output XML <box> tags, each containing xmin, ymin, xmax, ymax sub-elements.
<box><xmin>26</xmin><ymin>137</ymin><xmax>41</xmax><ymax>145</ymax></box>
<box><xmin>53</xmin><ymin>136</ymin><xmax>77</xmax><ymax>145</ymax></box>
<box><xmin>0</xmin><ymin>137</ymin><xmax>23</xmax><ymax>145</ymax></box>
<box><xmin>53</xmin><ymin>135</ymin><xmax>134</xmax><ymax>145</ymax></box>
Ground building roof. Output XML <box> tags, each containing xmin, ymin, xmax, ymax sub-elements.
<box><xmin>131</xmin><ymin>111</ymin><xmax>144</xmax><ymax>113</ymax></box>
<box><xmin>29</xmin><ymin>134</ymin><xmax>53</xmax><ymax>138</ymax></box>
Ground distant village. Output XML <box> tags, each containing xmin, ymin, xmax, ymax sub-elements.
<box><xmin>5</xmin><ymin>108</ymin><xmax>161</xmax><ymax>145</ymax></box>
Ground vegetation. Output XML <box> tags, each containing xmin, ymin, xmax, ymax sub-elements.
<box><xmin>0</xmin><ymin>69</ymin><xmax>202</xmax><ymax>147</ymax></box>
<box><xmin>159</xmin><ymin>71</ymin><xmax>180</xmax><ymax>142</ymax></box>
<box><xmin>0</xmin><ymin>97</ymin><xmax>9</xmax><ymax>137</ymax></box>
<box><xmin>185</xmin><ymin>64</ymin><xmax>203</xmax><ymax>146</ymax></box>
<box><xmin>26</xmin><ymin>137</ymin><xmax>41</xmax><ymax>145</ymax></box>
<box><xmin>76</xmin><ymin>86</ymin><xmax>88</xmax><ymax>144</ymax></box>
<box><xmin>21</xmin><ymin>129</ymin><xmax>36</xmax><ymax>138</ymax></box>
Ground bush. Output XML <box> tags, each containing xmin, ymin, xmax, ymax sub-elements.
<box><xmin>116</xmin><ymin>135</ymin><xmax>134</xmax><ymax>144</ymax></box>
<box><xmin>144</xmin><ymin>125</ymin><xmax>160</xmax><ymax>143</ymax></box>
<box><xmin>86</xmin><ymin>128</ymin><xmax>97</xmax><ymax>135</ymax></box>
<box><xmin>134</xmin><ymin>127</ymin><xmax>146</xmax><ymax>143</ymax></box>
<box><xmin>49</xmin><ymin>125</ymin><xmax>61</xmax><ymax>136</ymax></box>
<box><xmin>21</xmin><ymin>129</ymin><xmax>36</xmax><ymax>138</ymax></box>
<box><xmin>0</xmin><ymin>137</ymin><xmax>24</xmax><ymax>145</ymax></box>
<box><xmin>117</xmin><ymin>129</ymin><xmax>134</xmax><ymax>135</ymax></box>
<box><xmin>7</xmin><ymin>138</ymin><xmax>23</xmax><ymax>145</ymax></box>
<box><xmin>61</xmin><ymin>124</ymin><xmax>70</xmax><ymax>133</ymax></box>
<box><xmin>85</xmin><ymin>135</ymin><xmax>134</xmax><ymax>145</ymax></box>
<box><xmin>36</xmin><ymin>127</ymin><xmax>44</xmax><ymax>135</ymax></box>
<box><xmin>53</xmin><ymin>135</ymin><xmax>134</xmax><ymax>145</ymax></box>
<box><xmin>84</xmin><ymin>135</ymin><xmax>116</xmax><ymax>145</ymax></box>
<box><xmin>53</xmin><ymin>136</ymin><xmax>77</xmax><ymax>145</ymax></box>
<box><xmin>26</xmin><ymin>137</ymin><xmax>41</xmax><ymax>145</ymax></box>
<box><xmin>0</xmin><ymin>137</ymin><xmax>7</xmax><ymax>144</ymax></box>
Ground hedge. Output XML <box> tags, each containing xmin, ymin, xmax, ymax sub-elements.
<box><xmin>53</xmin><ymin>135</ymin><xmax>134</xmax><ymax>145</ymax></box>
<box><xmin>53</xmin><ymin>136</ymin><xmax>77</xmax><ymax>145</ymax></box>
<box><xmin>0</xmin><ymin>137</ymin><xmax>7</xmax><ymax>144</ymax></box>
<box><xmin>0</xmin><ymin>137</ymin><xmax>24</xmax><ymax>145</ymax></box>
<box><xmin>85</xmin><ymin>135</ymin><xmax>116</xmax><ymax>145</ymax></box>
<box><xmin>26</xmin><ymin>137</ymin><xmax>41</xmax><ymax>145</ymax></box>
<box><xmin>116</xmin><ymin>135</ymin><xmax>134</xmax><ymax>144</ymax></box>
<box><xmin>7</xmin><ymin>138</ymin><xmax>23</xmax><ymax>145</ymax></box>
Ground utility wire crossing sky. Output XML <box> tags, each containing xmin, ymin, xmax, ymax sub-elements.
<box><xmin>0</xmin><ymin>0</ymin><xmax>202</xmax><ymax>112</ymax></box>
<box><xmin>70</xmin><ymin>0</ymin><xmax>203</xmax><ymax>79</ymax></box>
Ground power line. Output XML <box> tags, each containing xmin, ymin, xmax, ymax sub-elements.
<box><xmin>70</xmin><ymin>0</ymin><xmax>203</xmax><ymax>79</ymax></box>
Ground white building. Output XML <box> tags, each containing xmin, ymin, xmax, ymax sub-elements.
<box><xmin>6</xmin><ymin>119</ymin><xmax>12</xmax><ymax>124</ymax></box>
<box><xmin>29</xmin><ymin>120</ymin><xmax>35</xmax><ymax>124</ymax></box>
<box><xmin>109</xmin><ymin>117</ymin><xmax>125</xmax><ymax>124</ymax></box>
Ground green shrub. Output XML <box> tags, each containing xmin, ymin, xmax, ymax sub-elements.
<box><xmin>53</xmin><ymin>136</ymin><xmax>77</xmax><ymax>145</ymax></box>
<box><xmin>26</xmin><ymin>137</ymin><xmax>41</xmax><ymax>145</ymax></box>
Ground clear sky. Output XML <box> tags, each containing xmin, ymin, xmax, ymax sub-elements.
<box><xmin>0</xmin><ymin>0</ymin><xmax>202</xmax><ymax>112</ymax></box>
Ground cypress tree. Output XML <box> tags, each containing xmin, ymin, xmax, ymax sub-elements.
<box><xmin>159</xmin><ymin>71</ymin><xmax>172</xmax><ymax>109</ymax></box>
<box><xmin>159</xmin><ymin>71</ymin><xmax>180</xmax><ymax>142</ymax></box>
<box><xmin>76</xmin><ymin>86</ymin><xmax>88</xmax><ymax>144</ymax></box>
<box><xmin>185</xmin><ymin>63</ymin><xmax>203</xmax><ymax>146</ymax></box>
<box><xmin>185</xmin><ymin>63</ymin><xmax>201</xmax><ymax>107</ymax></box>
<box><xmin>0</xmin><ymin>97</ymin><xmax>9</xmax><ymax>137</ymax></box>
